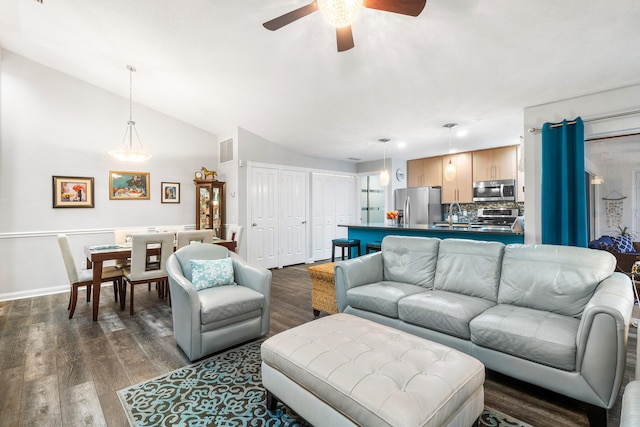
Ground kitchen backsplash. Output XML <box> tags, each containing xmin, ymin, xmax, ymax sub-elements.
<box><xmin>442</xmin><ymin>201</ymin><xmax>525</xmax><ymax>222</ymax></box>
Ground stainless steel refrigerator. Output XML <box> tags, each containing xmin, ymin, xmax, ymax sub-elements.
<box><xmin>394</xmin><ymin>187</ymin><xmax>442</xmax><ymax>226</ymax></box>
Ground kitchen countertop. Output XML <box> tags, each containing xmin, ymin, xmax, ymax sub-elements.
<box><xmin>340</xmin><ymin>222</ymin><xmax>524</xmax><ymax>235</ymax></box>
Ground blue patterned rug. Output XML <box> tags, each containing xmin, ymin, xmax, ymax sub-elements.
<box><xmin>118</xmin><ymin>339</ymin><xmax>531</xmax><ymax>427</ymax></box>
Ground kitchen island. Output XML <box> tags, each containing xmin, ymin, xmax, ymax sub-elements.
<box><xmin>339</xmin><ymin>223</ymin><xmax>524</xmax><ymax>255</ymax></box>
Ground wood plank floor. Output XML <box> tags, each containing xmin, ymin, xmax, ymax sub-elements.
<box><xmin>0</xmin><ymin>262</ymin><xmax>635</xmax><ymax>427</ymax></box>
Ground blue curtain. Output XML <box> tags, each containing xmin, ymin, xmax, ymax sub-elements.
<box><xmin>541</xmin><ymin>118</ymin><xmax>587</xmax><ymax>247</ymax></box>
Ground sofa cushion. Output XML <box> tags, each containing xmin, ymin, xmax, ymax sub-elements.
<box><xmin>470</xmin><ymin>304</ymin><xmax>579</xmax><ymax>371</ymax></box>
<box><xmin>588</xmin><ymin>235</ymin><xmax>614</xmax><ymax>251</ymax></box>
<box><xmin>498</xmin><ymin>244</ymin><xmax>616</xmax><ymax>317</ymax></box>
<box><xmin>612</xmin><ymin>235</ymin><xmax>635</xmax><ymax>253</ymax></box>
<box><xmin>346</xmin><ymin>282</ymin><xmax>427</xmax><ymax>318</ymax></box>
<box><xmin>198</xmin><ymin>285</ymin><xmax>264</xmax><ymax>325</ymax></box>
<box><xmin>398</xmin><ymin>290</ymin><xmax>496</xmax><ymax>339</ymax></box>
<box><xmin>433</xmin><ymin>239</ymin><xmax>504</xmax><ymax>301</ymax></box>
<box><xmin>382</xmin><ymin>236</ymin><xmax>440</xmax><ymax>288</ymax></box>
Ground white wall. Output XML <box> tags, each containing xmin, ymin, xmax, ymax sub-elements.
<box><xmin>523</xmin><ymin>83</ymin><xmax>640</xmax><ymax>244</ymax></box>
<box><xmin>0</xmin><ymin>51</ymin><xmax>218</xmax><ymax>300</ymax></box>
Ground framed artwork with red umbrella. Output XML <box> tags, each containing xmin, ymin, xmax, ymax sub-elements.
<box><xmin>52</xmin><ymin>176</ymin><xmax>95</xmax><ymax>208</ymax></box>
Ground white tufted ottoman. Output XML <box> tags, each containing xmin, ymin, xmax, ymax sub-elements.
<box><xmin>261</xmin><ymin>313</ymin><xmax>485</xmax><ymax>427</ymax></box>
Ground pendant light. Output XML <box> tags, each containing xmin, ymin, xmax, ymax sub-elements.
<box><xmin>108</xmin><ymin>65</ymin><xmax>152</xmax><ymax>162</ymax></box>
<box><xmin>443</xmin><ymin>123</ymin><xmax>457</xmax><ymax>182</ymax></box>
<box><xmin>379</xmin><ymin>138</ymin><xmax>390</xmax><ymax>186</ymax></box>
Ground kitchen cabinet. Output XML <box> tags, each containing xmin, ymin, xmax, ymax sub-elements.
<box><xmin>407</xmin><ymin>156</ymin><xmax>442</xmax><ymax>187</ymax></box>
<box><xmin>194</xmin><ymin>179</ymin><xmax>225</xmax><ymax>237</ymax></box>
<box><xmin>472</xmin><ymin>146</ymin><xmax>517</xmax><ymax>182</ymax></box>
<box><xmin>441</xmin><ymin>152</ymin><xmax>473</xmax><ymax>204</ymax></box>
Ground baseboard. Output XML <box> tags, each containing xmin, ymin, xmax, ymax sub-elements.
<box><xmin>0</xmin><ymin>282</ymin><xmax>113</xmax><ymax>302</ymax></box>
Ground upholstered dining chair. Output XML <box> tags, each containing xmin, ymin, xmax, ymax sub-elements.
<box><xmin>113</xmin><ymin>228</ymin><xmax>149</xmax><ymax>269</ymax></box>
<box><xmin>57</xmin><ymin>234</ymin><xmax>123</xmax><ymax>319</ymax></box>
<box><xmin>167</xmin><ymin>243</ymin><xmax>271</xmax><ymax>361</ymax></box>
<box><xmin>225</xmin><ymin>224</ymin><xmax>243</xmax><ymax>252</ymax></box>
<box><xmin>120</xmin><ymin>232</ymin><xmax>174</xmax><ymax>315</ymax></box>
<box><xmin>176</xmin><ymin>229</ymin><xmax>214</xmax><ymax>249</ymax></box>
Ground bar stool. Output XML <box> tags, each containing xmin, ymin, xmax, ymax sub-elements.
<box><xmin>331</xmin><ymin>238</ymin><xmax>361</xmax><ymax>262</ymax></box>
<box><xmin>365</xmin><ymin>241</ymin><xmax>382</xmax><ymax>253</ymax></box>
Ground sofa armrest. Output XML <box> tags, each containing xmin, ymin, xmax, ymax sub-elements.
<box><xmin>334</xmin><ymin>252</ymin><xmax>383</xmax><ymax>312</ymax></box>
<box><xmin>576</xmin><ymin>272</ymin><xmax>634</xmax><ymax>407</ymax></box>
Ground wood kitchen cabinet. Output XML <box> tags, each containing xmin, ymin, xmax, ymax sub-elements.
<box><xmin>194</xmin><ymin>179</ymin><xmax>225</xmax><ymax>237</ymax></box>
<box><xmin>407</xmin><ymin>156</ymin><xmax>442</xmax><ymax>187</ymax></box>
<box><xmin>472</xmin><ymin>146</ymin><xmax>517</xmax><ymax>182</ymax></box>
<box><xmin>441</xmin><ymin>152</ymin><xmax>473</xmax><ymax>203</ymax></box>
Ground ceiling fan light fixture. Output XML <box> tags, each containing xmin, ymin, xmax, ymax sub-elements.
<box><xmin>317</xmin><ymin>0</ymin><xmax>364</xmax><ymax>27</ymax></box>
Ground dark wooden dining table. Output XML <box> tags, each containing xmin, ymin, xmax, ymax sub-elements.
<box><xmin>84</xmin><ymin>239</ymin><xmax>237</xmax><ymax>321</ymax></box>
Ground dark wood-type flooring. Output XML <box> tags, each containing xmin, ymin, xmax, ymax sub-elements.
<box><xmin>0</xmin><ymin>261</ymin><xmax>636</xmax><ymax>426</ymax></box>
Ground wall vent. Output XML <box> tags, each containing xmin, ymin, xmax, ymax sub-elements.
<box><xmin>219</xmin><ymin>138</ymin><xmax>234</xmax><ymax>163</ymax></box>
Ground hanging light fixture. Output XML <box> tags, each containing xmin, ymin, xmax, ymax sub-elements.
<box><xmin>108</xmin><ymin>65</ymin><xmax>152</xmax><ymax>162</ymax></box>
<box><xmin>317</xmin><ymin>0</ymin><xmax>364</xmax><ymax>27</ymax></box>
<box><xmin>379</xmin><ymin>138</ymin><xmax>390</xmax><ymax>186</ymax></box>
<box><xmin>443</xmin><ymin>123</ymin><xmax>457</xmax><ymax>182</ymax></box>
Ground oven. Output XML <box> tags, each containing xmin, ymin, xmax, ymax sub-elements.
<box><xmin>470</xmin><ymin>208</ymin><xmax>519</xmax><ymax>231</ymax></box>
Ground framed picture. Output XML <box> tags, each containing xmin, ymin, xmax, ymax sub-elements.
<box><xmin>52</xmin><ymin>176</ymin><xmax>95</xmax><ymax>208</ymax></box>
<box><xmin>109</xmin><ymin>171</ymin><xmax>150</xmax><ymax>200</ymax></box>
<box><xmin>161</xmin><ymin>182</ymin><xmax>180</xmax><ymax>203</ymax></box>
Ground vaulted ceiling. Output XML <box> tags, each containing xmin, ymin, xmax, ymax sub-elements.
<box><xmin>1</xmin><ymin>0</ymin><xmax>639</xmax><ymax>163</ymax></box>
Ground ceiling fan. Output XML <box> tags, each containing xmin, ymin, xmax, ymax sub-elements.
<box><xmin>263</xmin><ymin>0</ymin><xmax>427</xmax><ymax>52</ymax></box>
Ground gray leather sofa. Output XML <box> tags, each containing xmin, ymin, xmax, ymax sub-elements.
<box><xmin>167</xmin><ymin>243</ymin><xmax>271</xmax><ymax>361</ymax></box>
<box><xmin>334</xmin><ymin>236</ymin><xmax>634</xmax><ymax>425</ymax></box>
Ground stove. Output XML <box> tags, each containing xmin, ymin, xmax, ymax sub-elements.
<box><xmin>470</xmin><ymin>208</ymin><xmax>519</xmax><ymax>230</ymax></box>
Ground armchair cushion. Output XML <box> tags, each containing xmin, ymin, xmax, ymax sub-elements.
<box><xmin>190</xmin><ymin>258</ymin><xmax>235</xmax><ymax>290</ymax></box>
<box><xmin>199</xmin><ymin>285</ymin><xmax>264</xmax><ymax>326</ymax></box>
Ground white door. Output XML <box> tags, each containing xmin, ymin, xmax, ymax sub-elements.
<box><xmin>249</xmin><ymin>166</ymin><xmax>279</xmax><ymax>269</ymax></box>
<box><xmin>280</xmin><ymin>169</ymin><xmax>306</xmax><ymax>266</ymax></box>
<box><xmin>312</xmin><ymin>174</ymin><xmax>334</xmax><ymax>260</ymax></box>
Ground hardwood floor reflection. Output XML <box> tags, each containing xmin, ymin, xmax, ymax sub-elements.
<box><xmin>0</xmin><ymin>262</ymin><xmax>634</xmax><ymax>426</ymax></box>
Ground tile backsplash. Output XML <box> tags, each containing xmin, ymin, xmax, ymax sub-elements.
<box><xmin>442</xmin><ymin>202</ymin><xmax>525</xmax><ymax>222</ymax></box>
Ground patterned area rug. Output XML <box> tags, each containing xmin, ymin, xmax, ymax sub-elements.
<box><xmin>118</xmin><ymin>339</ymin><xmax>531</xmax><ymax>427</ymax></box>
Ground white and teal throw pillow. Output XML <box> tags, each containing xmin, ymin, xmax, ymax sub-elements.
<box><xmin>190</xmin><ymin>258</ymin><xmax>235</xmax><ymax>291</ymax></box>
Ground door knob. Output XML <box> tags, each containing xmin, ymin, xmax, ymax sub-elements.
<box><xmin>252</xmin><ymin>223</ymin><xmax>257</xmax><ymax>227</ymax></box>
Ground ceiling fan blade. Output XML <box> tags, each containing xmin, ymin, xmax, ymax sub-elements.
<box><xmin>363</xmin><ymin>0</ymin><xmax>426</xmax><ymax>16</ymax></box>
<box><xmin>336</xmin><ymin>26</ymin><xmax>355</xmax><ymax>52</ymax></box>
<box><xmin>263</xmin><ymin>2</ymin><xmax>319</xmax><ymax>31</ymax></box>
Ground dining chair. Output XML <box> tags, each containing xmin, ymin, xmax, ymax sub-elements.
<box><xmin>113</xmin><ymin>228</ymin><xmax>149</xmax><ymax>268</ymax></box>
<box><xmin>57</xmin><ymin>234</ymin><xmax>123</xmax><ymax>319</ymax></box>
<box><xmin>120</xmin><ymin>232</ymin><xmax>175</xmax><ymax>315</ymax></box>
<box><xmin>176</xmin><ymin>230</ymin><xmax>214</xmax><ymax>249</ymax></box>
<box><xmin>225</xmin><ymin>224</ymin><xmax>243</xmax><ymax>252</ymax></box>
<box><xmin>155</xmin><ymin>225</ymin><xmax>185</xmax><ymax>245</ymax></box>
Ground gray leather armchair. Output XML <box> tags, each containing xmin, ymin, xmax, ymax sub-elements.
<box><xmin>167</xmin><ymin>243</ymin><xmax>271</xmax><ymax>361</ymax></box>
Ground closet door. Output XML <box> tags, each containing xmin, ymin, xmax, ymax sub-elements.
<box><xmin>249</xmin><ymin>166</ymin><xmax>279</xmax><ymax>269</ymax></box>
<box><xmin>280</xmin><ymin>169</ymin><xmax>307</xmax><ymax>266</ymax></box>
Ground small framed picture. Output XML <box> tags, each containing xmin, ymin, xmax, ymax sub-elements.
<box><xmin>52</xmin><ymin>176</ymin><xmax>95</xmax><ymax>208</ymax></box>
<box><xmin>109</xmin><ymin>171</ymin><xmax>150</xmax><ymax>200</ymax></box>
<box><xmin>161</xmin><ymin>182</ymin><xmax>180</xmax><ymax>203</ymax></box>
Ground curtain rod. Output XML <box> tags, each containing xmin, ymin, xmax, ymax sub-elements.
<box><xmin>528</xmin><ymin>108</ymin><xmax>640</xmax><ymax>133</ymax></box>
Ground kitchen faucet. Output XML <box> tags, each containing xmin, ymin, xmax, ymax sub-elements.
<box><xmin>447</xmin><ymin>201</ymin><xmax>462</xmax><ymax>226</ymax></box>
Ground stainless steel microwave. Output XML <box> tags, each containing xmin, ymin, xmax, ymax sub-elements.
<box><xmin>472</xmin><ymin>179</ymin><xmax>516</xmax><ymax>202</ymax></box>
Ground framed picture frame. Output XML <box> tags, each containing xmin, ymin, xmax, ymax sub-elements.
<box><xmin>161</xmin><ymin>182</ymin><xmax>180</xmax><ymax>203</ymax></box>
<box><xmin>109</xmin><ymin>171</ymin><xmax>150</xmax><ymax>200</ymax></box>
<box><xmin>52</xmin><ymin>176</ymin><xmax>95</xmax><ymax>208</ymax></box>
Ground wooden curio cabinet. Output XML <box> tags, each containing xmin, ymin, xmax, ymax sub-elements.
<box><xmin>194</xmin><ymin>180</ymin><xmax>225</xmax><ymax>237</ymax></box>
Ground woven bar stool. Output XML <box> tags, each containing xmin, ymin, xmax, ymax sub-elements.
<box><xmin>331</xmin><ymin>238</ymin><xmax>361</xmax><ymax>262</ymax></box>
<box><xmin>365</xmin><ymin>241</ymin><xmax>382</xmax><ymax>253</ymax></box>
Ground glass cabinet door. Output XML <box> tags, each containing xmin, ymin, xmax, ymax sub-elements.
<box><xmin>195</xmin><ymin>180</ymin><xmax>225</xmax><ymax>237</ymax></box>
<box><xmin>198</xmin><ymin>185</ymin><xmax>211</xmax><ymax>230</ymax></box>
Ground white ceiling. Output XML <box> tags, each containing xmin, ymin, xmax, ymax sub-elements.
<box><xmin>1</xmin><ymin>0</ymin><xmax>639</xmax><ymax>163</ymax></box>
